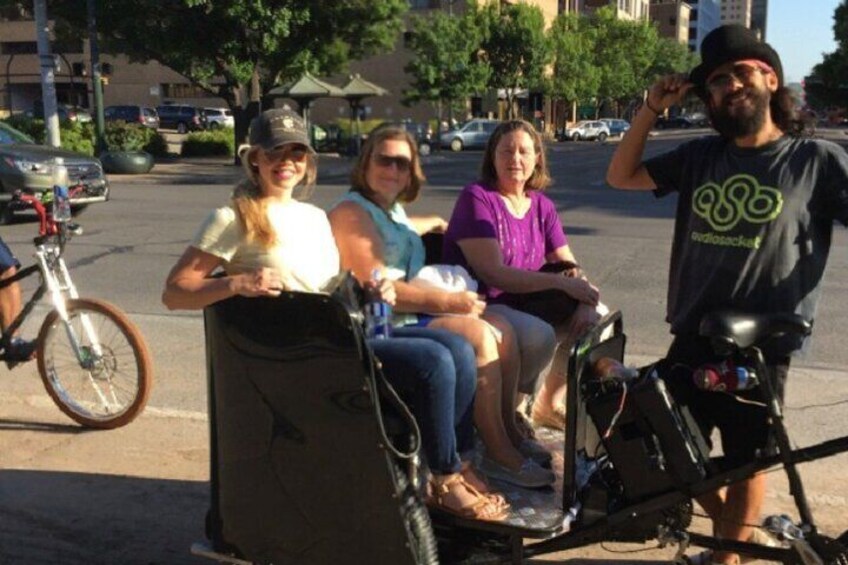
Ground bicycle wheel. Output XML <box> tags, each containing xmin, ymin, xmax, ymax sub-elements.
<box><xmin>37</xmin><ymin>298</ymin><xmax>152</xmax><ymax>429</ymax></box>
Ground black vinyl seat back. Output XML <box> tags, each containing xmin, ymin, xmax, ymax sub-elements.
<box><xmin>204</xmin><ymin>292</ymin><xmax>420</xmax><ymax>565</ymax></box>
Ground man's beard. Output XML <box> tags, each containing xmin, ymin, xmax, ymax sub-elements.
<box><xmin>707</xmin><ymin>87</ymin><xmax>770</xmax><ymax>139</ymax></box>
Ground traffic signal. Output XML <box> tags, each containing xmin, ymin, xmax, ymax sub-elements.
<box><xmin>101</xmin><ymin>62</ymin><xmax>113</xmax><ymax>76</ymax></box>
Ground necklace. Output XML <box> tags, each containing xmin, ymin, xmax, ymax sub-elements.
<box><xmin>499</xmin><ymin>192</ymin><xmax>530</xmax><ymax>218</ymax></box>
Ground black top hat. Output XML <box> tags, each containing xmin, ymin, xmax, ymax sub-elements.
<box><xmin>689</xmin><ymin>25</ymin><xmax>783</xmax><ymax>96</ymax></box>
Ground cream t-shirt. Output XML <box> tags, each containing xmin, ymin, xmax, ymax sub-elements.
<box><xmin>191</xmin><ymin>201</ymin><xmax>340</xmax><ymax>292</ymax></box>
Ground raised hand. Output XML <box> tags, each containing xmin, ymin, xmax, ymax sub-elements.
<box><xmin>647</xmin><ymin>73</ymin><xmax>694</xmax><ymax>115</ymax></box>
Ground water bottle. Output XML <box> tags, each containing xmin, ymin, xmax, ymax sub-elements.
<box><xmin>692</xmin><ymin>360</ymin><xmax>758</xmax><ymax>392</ymax></box>
<box><xmin>365</xmin><ymin>269</ymin><xmax>392</xmax><ymax>340</ymax></box>
<box><xmin>52</xmin><ymin>158</ymin><xmax>72</xmax><ymax>223</ymax></box>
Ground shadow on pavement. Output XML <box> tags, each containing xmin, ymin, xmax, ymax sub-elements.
<box><xmin>0</xmin><ymin>469</ymin><xmax>208</xmax><ymax>565</ymax></box>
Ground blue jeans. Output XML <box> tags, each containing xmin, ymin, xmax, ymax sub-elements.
<box><xmin>368</xmin><ymin>326</ymin><xmax>476</xmax><ymax>474</ymax></box>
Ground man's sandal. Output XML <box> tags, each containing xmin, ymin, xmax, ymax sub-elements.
<box><xmin>427</xmin><ymin>474</ymin><xmax>509</xmax><ymax>522</ymax></box>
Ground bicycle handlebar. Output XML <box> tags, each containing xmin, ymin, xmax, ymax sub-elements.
<box><xmin>11</xmin><ymin>187</ymin><xmax>84</xmax><ymax>239</ymax></box>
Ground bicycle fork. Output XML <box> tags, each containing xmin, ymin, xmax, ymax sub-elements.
<box><xmin>36</xmin><ymin>246</ymin><xmax>104</xmax><ymax>366</ymax></box>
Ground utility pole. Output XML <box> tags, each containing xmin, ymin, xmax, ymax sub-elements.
<box><xmin>87</xmin><ymin>0</ymin><xmax>106</xmax><ymax>154</ymax></box>
<box><xmin>33</xmin><ymin>0</ymin><xmax>60</xmax><ymax>147</ymax></box>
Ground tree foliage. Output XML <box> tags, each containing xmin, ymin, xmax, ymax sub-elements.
<box><xmin>482</xmin><ymin>2</ymin><xmax>551</xmax><ymax>119</ymax></box>
<box><xmin>807</xmin><ymin>0</ymin><xmax>848</xmax><ymax>110</ymax></box>
<box><xmin>36</xmin><ymin>0</ymin><xmax>407</xmax><ymax>144</ymax></box>
<box><xmin>403</xmin><ymin>2</ymin><xmax>490</xmax><ymax>121</ymax></box>
<box><xmin>549</xmin><ymin>12</ymin><xmax>600</xmax><ymax>109</ymax></box>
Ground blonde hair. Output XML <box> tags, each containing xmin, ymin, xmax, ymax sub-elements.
<box><xmin>231</xmin><ymin>145</ymin><xmax>317</xmax><ymax>247</ymax></box>
<box><xmin>350</xmin><ymin>126</ymin><xmax>426</xmax><ymax>204</ymax></box>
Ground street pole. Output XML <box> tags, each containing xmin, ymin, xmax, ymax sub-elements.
<box><xmin>87</xmin><ymin>0</ymin><xmax>106</xmax><ymax>155</ymax></box>
<box><xmin>33</xmin><ymin>0</ymin><xmax>60</xmax><ymax>147</ymax></box>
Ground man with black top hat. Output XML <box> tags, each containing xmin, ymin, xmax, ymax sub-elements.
<box><xmin>607</xmin><ymin>24</ymin><xmax>848</xmax><ymax>565</ymax></box>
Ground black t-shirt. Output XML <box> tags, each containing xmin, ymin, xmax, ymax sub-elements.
<box><xmin>645</xmin><ymin>135</ymin><xmax>848</xmax><ymax>352</ymax></box>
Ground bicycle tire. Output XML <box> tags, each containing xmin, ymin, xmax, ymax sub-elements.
<box><xmin>37</xmin><ymin>298</ymin><xmax>152</xmax><ymax>429</ymax></box>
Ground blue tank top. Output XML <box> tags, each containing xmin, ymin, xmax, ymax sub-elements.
<box><xmin>339</xmin><ymin>191</ymin><xmax>425</xmax><ymax>281</ymax></box>
<box><xmin>338</xmin><ymin>191</ymin><xmax>426</xmax><ymax>327</ymax></box>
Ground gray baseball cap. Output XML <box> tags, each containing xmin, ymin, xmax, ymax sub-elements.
<box><xmin>248</xmin><ymin>108</ymin><xmax>315</xmax><ymax>153</ymax></box>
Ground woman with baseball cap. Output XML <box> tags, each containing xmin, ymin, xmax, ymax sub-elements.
<box><xmin>162</xmin><ymin>108</ymin><xmax>509</xmax><ymax>523</ymax></box>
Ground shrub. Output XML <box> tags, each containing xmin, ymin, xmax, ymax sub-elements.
<box><xmin>180</xmin><ymin>127</ymin><xmax>235</xmax><ymax>157</ymax></box>
<box><xmin>104</xmin><ymin>122</ymin><xmax>151</xmax><ymax>152</ymax></box>
<box><xmin>2</xmin><ymin>114</ymin><xmax>44</xmax><ymax>142</ymax></box>
<box><xmin>1</xmin><ymin>115</ymin><xmax>96</xmax><ymax>155</ymax></box>
<box><xmin>60</xmin><ymin>122</ymin><xmax>96</xmax><ymax>156</ymax></box>
<box><xmin>142</xmin><ymin>131</ymin><xmax>169</xmax><ymax>157</ymax></box>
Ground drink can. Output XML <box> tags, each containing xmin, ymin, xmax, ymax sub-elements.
<box><xmin>365</xmin><ymin>301</ymin><xmax>392</xmax><ymax>339</ymax></box>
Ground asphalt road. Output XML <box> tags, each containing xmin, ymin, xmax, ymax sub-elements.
<box><xmin>2</xmin><ymin>130</ymin><xmax>847</xmax><ymax>426</ymax></box>
<box><xmin>1</xmin><ymin>130</ymin><xmax>847</xmax><ymax>563</ymax></box>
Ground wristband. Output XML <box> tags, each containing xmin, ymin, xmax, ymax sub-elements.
<box><xmin>645</xmin><ymin>99</ymin><xmax>663</xmax><ymax>116</ymax></box>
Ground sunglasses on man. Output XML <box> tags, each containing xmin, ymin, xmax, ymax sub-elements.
<box><xmin>706</xmin><ymin>62</ymin><xmax>773</xmax><ymax>94</ymax></box>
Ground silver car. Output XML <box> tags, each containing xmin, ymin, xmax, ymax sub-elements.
<box><xmin>440</xmin><ymin>119</ymin><xmax>500</xmax><ymax>152</ymax></box>
<box><xmin>563</xmin><ymin>120</ymin><xmax>610</xmax><ymax>142</ymax></box>
<box><xmin>0</xmin><ymin>122</ymin><xmax>109</xmax><ymax>223</ymax></box>
<box><xmin>204</xmin><ymin>107</ymin><xmax>234</xmax><ymax>130</ymax></box>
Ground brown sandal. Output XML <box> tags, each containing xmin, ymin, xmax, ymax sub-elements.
<box><xmin>531</xmin><ymin>402</ymin><xmax>566</xmax><ymax>431</ymax></box>
<box><xmin>427</xmin><ymin>474</ymin><xmax>509</xmax><ymax>522</ymax></box>
<box><xmin>459</xmin><ymin>461</ymin><xmax>509</xmax><ymax>510</ymax></box>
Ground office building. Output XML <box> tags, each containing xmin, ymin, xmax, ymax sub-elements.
<box><xmin>751</xmin><ymin>0</ymin><xmax>767</xmax><ymax>39</ymax></box>
<box><xmin>650</xmin><ymin>0</ymin><xmax>693</xmax><ymax>44</ymax></box>
<box><xmin>583</xmin><ymin>0</ymin><xmax>651</xmax><ymax>20</ymax></box>
<box><xmin>720</xmin><ymin>0</ymin><xmax>752</xmax><ymax>27</ymax></box>
<box><xmin>687</xmin><ymin>0</ymin><xmax>721</xmax><ymax>51</ymax></box>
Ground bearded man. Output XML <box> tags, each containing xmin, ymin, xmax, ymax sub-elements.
<box><xmin>606</xmin><ymin>24</ymin><xmax>848</xmax><ymax>565</ymax></box>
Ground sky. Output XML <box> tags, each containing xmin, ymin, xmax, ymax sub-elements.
<box><xmin>766</xmin><ymin>0</ymin><xmax>841</xmax><ymax>84</ymax></box>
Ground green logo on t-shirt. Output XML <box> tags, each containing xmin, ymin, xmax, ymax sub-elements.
<box><xmin>692</xmin><ymin>174</ymin><xmax>783</xmax><ymax>232</ymax></box>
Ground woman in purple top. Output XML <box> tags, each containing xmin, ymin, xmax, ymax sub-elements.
<box><xmin>443</xmin><ymin>119</ymin><xmax>602</xmax><ymax>431</ymax></box>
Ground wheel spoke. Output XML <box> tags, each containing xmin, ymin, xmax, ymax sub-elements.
<box><xmin>37</xmin><ymin>299</ymin><xmax>151</xmax><ymax>428</ymax></box>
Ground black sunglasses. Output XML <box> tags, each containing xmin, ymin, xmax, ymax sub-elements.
<box><xmin>264</xmin><ymin>145</ymin><xmax>309</xmax><ymax>162</ymax></box>
<box><xmin>373</xmin><ymin>153</ymin><xmax>412</xmax><ymax>171</ymax></box>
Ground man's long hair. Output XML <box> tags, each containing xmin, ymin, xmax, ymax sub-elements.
<box><xmin>770</xmin><ymin>86</ymin><xmax>806</xmax><ymax>136</ymax></box>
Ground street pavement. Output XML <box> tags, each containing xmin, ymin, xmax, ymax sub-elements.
<box><xmin>2</xmin><ymin>129</ymin><xmax>848</xmax><ymax>564</ymax></box>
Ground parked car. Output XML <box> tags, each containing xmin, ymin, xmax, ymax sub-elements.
<box><xmin>654</xmin><ymin>116</ymin><xmax>697</xmax><ymax>130</ymax></box>
<box><xmin>203</xmin><ymin>107</ymin><xmax>234</xmax><ymax>130</ymax></box>
<box><xmin>104</xmin><ymin>105</ymin><xmax>159</xmax><ymax>129</ymax></box>
<box><xmin>378</xmin><ymin>119</ymin><xmax>435</xmax><ymax>155</ymax></box>
<box><xmin>439</xmin><ymin>118</ymin><xmax>500</xmax><ymax>151</ymax></box>
<box><xmin>0</xmin><ymin>121</ymin><xmax>109</xmax><ymax>223</ymax></box>
<box><xmin>156</xmin><ymin>105</ymin><xmax>206</xmax><ymax>133</ymax></box>
<box><xmin>561</xmin><ymin>120</ymin><xmax>610</xmax><ymax>142</ymax></box>
<box><xmin>599</xmin><ymin>118</ymin><xmax>630</xmax><ymax>137</ymax></box>
<box><xmin>30</xmin><ymin>103</ymin><xmax>92</xmax><ymax>124</ymax></box>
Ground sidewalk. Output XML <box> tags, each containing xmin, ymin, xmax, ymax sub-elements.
<box><xmin>107</xmin><ymin>153</ymin><xmax>356</xmax><ymax>186</ymax></box>
<box><xmin>2</xmin><ymin>358</ymin><xmax>847</xmax><ymax>564</ymax></box>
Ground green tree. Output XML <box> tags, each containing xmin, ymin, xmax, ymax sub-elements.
<box><xmin>482</xmin><ymin>2</ymin><xmax>551</xmax><ymax>119</ymax></box>
<box><xmin>37</xmin><ymin>0</ymin><xmax>406</xmax><ymax>148</ymax></box>
<box><xmin>549</xmin><ymin>12</ymin><xmax>600</xmax><ymax>122</ymax></box>
<box><xmin>589</xmin><ymin>6</ymin><xmax>658</xmax><ymax>117</ymax></box>
<box><xmin>807</xmin><ymin>0</ymin><xmax>848</xmax><ymax>110</ymax></box>
<box><xmin>403</xmin><ymin>2</ymin><xmax>490</xmax><ymax>125</ymax></box>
